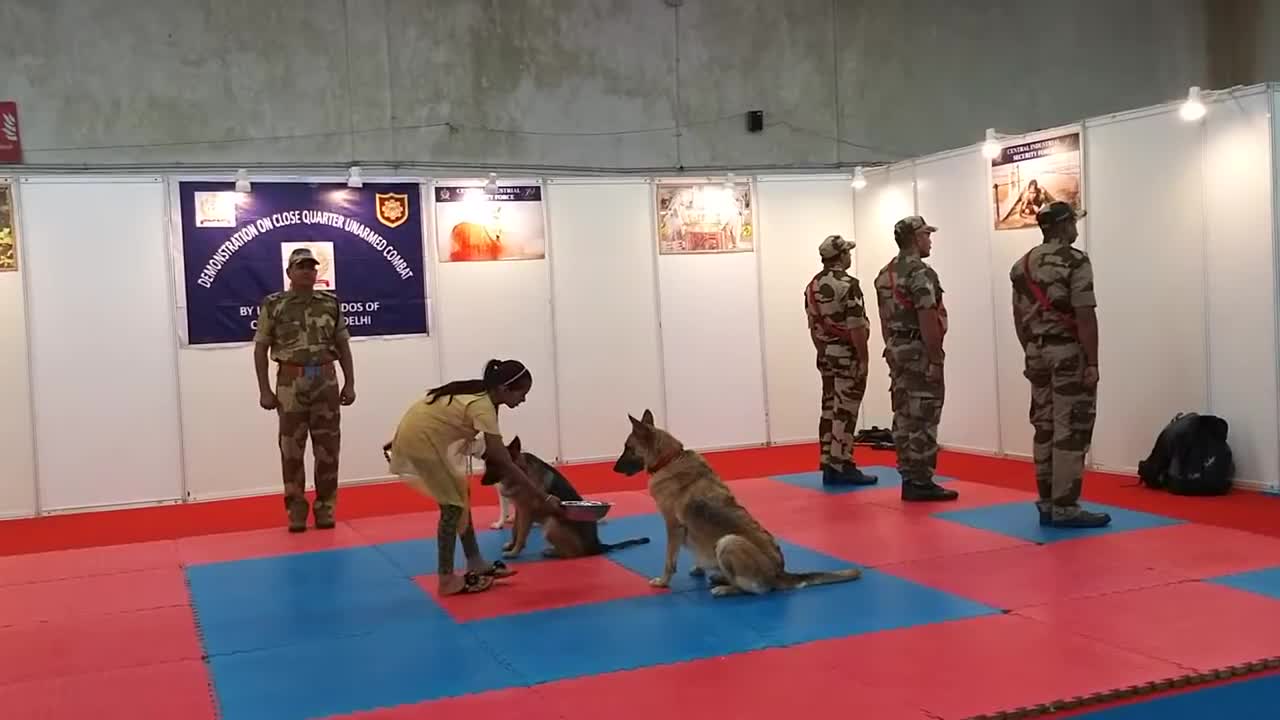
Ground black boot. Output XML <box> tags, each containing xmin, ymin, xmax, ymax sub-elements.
<box><xmin>1048</xmin><ymin>506</ymin><xmax>1111</xmax><ymax>528</ymax></box>
<box><xmin>901</xmin><ymin>479</ymin><xmax>958</xmax><ymax>502</ymax></box>
<box><xmin>823</xmin><ymin>464</ymin><xmax>879</xmax><ymax>486</ymax></box>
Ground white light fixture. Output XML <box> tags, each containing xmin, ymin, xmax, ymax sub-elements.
<box><xmin>1180</xmin><ymin>86</ymin><xmax>1206</xmax><ymax>122</ymax></box>
<box><xmin>982</xmin><ymin>129</ymin><xmax>1001</xmax><ymax>160</ymax></box>
<box><xmin>851</xmin><ymin>166</ymin><xmax>867</xmax><ymax>190</ymax></box>
<box><xmin>484</xmin><ymin>172</ymin><xmax>499</xmax><ymax>193</ymax></box>
<box><xmin>723</xmin><ymin>172</ymin><xmax>736</xmax><ymax>189</ymax></box>
<box><xmin>347</xmin><ymin>166</ymin><xmax>363</xmax><ymax>188</ymax></box>
<box><xmin>234</xmin><ymin>169</ymin><xmax>250</xmax><ymax>193</ymax></box>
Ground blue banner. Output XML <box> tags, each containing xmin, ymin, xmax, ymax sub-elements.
<box><xmin>178</xmin><ymin>181</ymin><xmax>428</xmax><ymax>345</ymax></box>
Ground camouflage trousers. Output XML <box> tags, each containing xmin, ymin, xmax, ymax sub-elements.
<box><xmin>276</xmin><ymin>363</ymin><xmax>341</xmax><ymax>511</ymax></box>
<box><xmin>1024</xmin><ymin>339</ymin><xmax>1096</xmax><ymax>509</ymax></box>
<box><xmin>818</xmin><ymin>356</ymin><xmax>867</xmax><ymax>471</ymax></box>
<box><xmin>886</xmin><ymin>339</ymin><xmax>944</xmax><ymax>486</ymax></box>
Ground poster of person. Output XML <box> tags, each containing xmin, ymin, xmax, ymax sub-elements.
<box><xmin>991</xmin><ymin>132</ymin><xmax>1082</xmax><ymax>231</ymax></box>
<box><xmin>433</xmin><ymin>183</ymin><xmax>546</xmax><ymax>262</ymax></box>
<box><xmin>0</xmin><ymin>183</ymin><xmax>15</xmax><ymax>272</ymax></box>
<box><xmin>177</xmin><ymin>180</ymin><xmax>428</xmax><ymax>345</ymax></box>
<box><xmin>656</xmin><ymin>181</ymin><xmax>754</xmax><ymax>254</ymax></box>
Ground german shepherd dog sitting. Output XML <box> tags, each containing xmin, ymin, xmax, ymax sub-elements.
<box><xmin>481</xmin><ymin>437</ymin><xmax>649</xmax><ymax>559</ymax></box>
<box><xmin>613</xmin><ymin>410</ymin><xmax>862</xmax><ymax>597</ymax></box>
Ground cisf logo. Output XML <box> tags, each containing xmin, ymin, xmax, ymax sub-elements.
<box><xmin>0</xmin><ymin>101</ymin><xmax>21</xmax><ymax>164</ymax></box>
<box><xmin>1</xmin><ymin>112</ymin><xmax>15</xmax><ymax>142</ymax></box>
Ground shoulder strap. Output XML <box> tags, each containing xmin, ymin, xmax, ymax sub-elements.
<box><xmin>887</xmin><ymin>260</ymin><xmax>914</xmax><ymax>309</ymax></box>
<box><xmin>1022</xmin><ymin>252</ymin><xmax>1079</xmax><ymax>337</ymax></box>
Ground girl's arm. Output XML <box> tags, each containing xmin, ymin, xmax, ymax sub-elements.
<box><xmin>482</xmin><ymin>433</ymin><xmax>560</xmax><ymax>514</ymax></box>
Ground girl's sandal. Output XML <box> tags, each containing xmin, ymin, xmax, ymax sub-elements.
<box><xmin>454</xmin><ymin>572</ymin><xmax>495</xmax><ymax>594</ymax></box>
<box><xmin>479</xmin><ymin>560</ymin><xmax>517</xmax><ymax>578</ymax></box>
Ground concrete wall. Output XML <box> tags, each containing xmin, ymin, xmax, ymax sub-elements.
<box><xmin>0</xmin><ymin>0</ymin><xmax>1260</xmax><ymax>171</ymax></box>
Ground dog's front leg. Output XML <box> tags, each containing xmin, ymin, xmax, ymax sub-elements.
<box><xmin>504</xmin><ymin>504</ymin><xmax>531</xmax><ymax>558</ymax></box>
<box><xmin>650</xmin><ymin>517</ymin><xmax>683</xmax><ymax>588</ymax></box>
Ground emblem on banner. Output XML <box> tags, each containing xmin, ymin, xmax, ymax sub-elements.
<box><xmin>375</xmin><ymin>193</ymin><xmax>409</xmax><ymax>228</ymax></box>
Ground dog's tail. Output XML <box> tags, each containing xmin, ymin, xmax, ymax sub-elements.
<box><xmin>778</xmin><ymin>568</ymin><xmax>862</xmax><ymax>589</ymax></box>
<box><xmin>598</xmin><ymin>537</ymin><xmax>651</xmax><ymax>553</ymax></box>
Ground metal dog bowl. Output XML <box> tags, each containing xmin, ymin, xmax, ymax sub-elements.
<box><xmin>559</xmin><ymin>500</ymin><xmax>613</xmax><ymax>522</ymax></box>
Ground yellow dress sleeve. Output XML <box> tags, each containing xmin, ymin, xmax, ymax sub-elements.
<box><xmin>466</xmin><ymin>396</ymin><xmax>501</xmax><ymax>437</ymax></box>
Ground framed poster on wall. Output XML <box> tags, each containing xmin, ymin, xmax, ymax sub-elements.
<box><xmin>655</xmin><ymin>179</ymin><xmax>755</xmax><ymax>255</ymax></box>
<box><xmin>990</xmin><ymin>131</ymin><xmax>1082</xmax><ymax>230</ymax></box>
<box><xmin>433</xmin><ymin>181</ymin><xmax>547</xmax><ymax>262</ymax></box>
<box><xmin>0</xmin><ymin>183</ymin><xmax>15</xmax><ymax>272</ymax></box>
<box><xmin>175</xmin><ymin>180</ymin><xmax>429</xmax><ymax>345</ymax></box>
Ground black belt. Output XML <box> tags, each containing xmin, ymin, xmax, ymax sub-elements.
<box><xmin>888</xmin><ymin>329</ymin><xmax>922</xmax><ymax>340</ymax></box>
<box><xmin>1031</xmin><ymin>335</ymin><xmax>1076</xmax><ymax>346</ymax></box>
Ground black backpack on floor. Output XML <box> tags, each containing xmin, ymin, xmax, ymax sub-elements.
<box><xmin>1137</xmin><ymin>412</ymin><xmax>1235</xmax><ymax>496</ymax></box>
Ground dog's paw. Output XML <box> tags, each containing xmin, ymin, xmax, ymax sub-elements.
<box><xmin>689</xmin><ymin>566</ymin><xmax>706</xmax><ymax>577</ymax></box>
<box><xmin>502</xmin><ymin>549</ymin><xmax>521</xmax><ymax>559</ymax></box>
<box><xmin>648</xmin><ymin>577</ymin><xmax>670</xmax><ymax>588</ymax></box>
<box><xmin>710</xmin><ymin>584</ymin><xmax>740</xmax><ymax>598</ymax></box>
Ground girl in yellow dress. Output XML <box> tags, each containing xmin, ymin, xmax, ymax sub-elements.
<box><xmin>386</xmin><ymin>359</ymin><xmax>558</xmax><ymax>595</ymax></box>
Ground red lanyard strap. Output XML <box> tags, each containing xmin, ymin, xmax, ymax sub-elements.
<box><xmin>807</xmin><ymin>280</ymin><xmax>856</xmax><ymax>343</ymax></box>
<box><xmin>1022</xmin><ymin>253</ymin><xmax>1079</xmax><ymax>337</ymax></box>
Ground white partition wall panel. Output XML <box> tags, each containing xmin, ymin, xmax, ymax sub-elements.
<box><xmin>915</xmin><ymin>151</ymin><xmax>1002</xmax><ymax>455</ymax></box>
<box><xmin>656</xmin><ymin>182</ymin><xmax>768</xmax><ymax>450</ymax></box>
<box><xmin>988</xmin><ymin>126</ymin><xmax>1085</xmax><ymax>458</ymax></box>
<box><xmin>435</xmin><ymin>256</ymin><xmax>560</xmax><ymax>462</ymax></box>
<box><xmin>1084</xmin><ymin>109</ymin><xmax>1209</xmax><ymax>473</ymax></box>
<box><xmin>22</xmin><ymin>178</ymin><xmax>184</xmax><ymax>511</ymax></box>
<box><xmin>853</xmin><ymin>164</ymin><xmax>917</xmax><ymax>430</ymax></box>
<box><xmin>756</xmin><ymin>176</ymin><xmax>856</xmax><ymax>445</ymax></box>
<box><xmin>546</xmin><ymin>180</ymin><xmax>665</xmax><ymax>462</ymax></box>
<box><xmin>178</xmin><ymin>338</ymin><xmax>440</xmax><ymax>500</ymax></box>
<box><xmin>0</xmin><ymin>181</ymin><xmax>36</xmax><ymax>518</ymax></box>
<box><xmin>1203</xmin><ymin>90</ymin><xmax>1279</xmax><ymax>491</ymax></box>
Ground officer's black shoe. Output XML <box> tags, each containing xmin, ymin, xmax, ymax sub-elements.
<box><xmin>1036</xmin><ymin>502</ymin><xmax>1051</xmax><ymax>526</ymax></box>
<box><xmin>822</xmin><ymin>465</ymin><xmax>879</xmax><ymax>486</ymax></box>
<box><xmin>901</xmin><ymin>480</ymin><xmax>959</xmax><ymax>502</ymax></box>
<box><xmin>1048</xmin><ymin>508</ymin><xmax>1112</xmax><ymax>528</ymax></box>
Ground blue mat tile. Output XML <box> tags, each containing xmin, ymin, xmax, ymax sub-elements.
<box><xmin>1208</xmin><ymin>565</ymin><xmax>1280</xmax><ymax>601</ymax></box>
<box><xmin>208</xmin><ymin>618</ymin><xmax>517</xmax><ymax>720</ymax></box>
<box><xmin>934</xmin><ymin>501</ymin><xmax>1182</xmax><ymax>543</ymax></box>
<box><xmin>190</xmin><ymin>572</ymin><xmax>448</xmax><ymax>655</ymax></box>
<box><xmin>374</xmin><ymin>526</ymin><xmax>554</xmax><ymax>577</ymax></box>
<box><xmin>686</xmin><ymin>541</ymin><xmax>999</xmax><ymax>645</ymax></box>
<box><xmin>1069</xmin><ymin>673</ymin><xmax>1280</xmax><ymax>718</ymax></box>
<box><xmin>468</xmin><ymin>592</ymin><xmax>769</xmax><ymax>684</ymax></box>
<box><xmin>593</xmin><ymin>513</ymin><xmax>705</xmax><ymax>593</ymax></box>
<box><xmin>771</xmin><ymin>465</ymin><xmax>955</xmax><ymax>494</ymax></box>
<box><xmin>186</xmin><ymin>545</ymin><xmax>404</xmax><ymax>585</ymax></box>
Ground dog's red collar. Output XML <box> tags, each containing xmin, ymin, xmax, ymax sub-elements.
<box><xmin>648</xmin><ymin>448</ymin><xmax>681</xmax><ymax>474</ymax></box>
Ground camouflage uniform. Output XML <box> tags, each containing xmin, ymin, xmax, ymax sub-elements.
<box><xmin>805</xmin><ymin>235</ymin><xmax>876</xmax><ymax>486</ymax></box>
<box><xmin>1011</xmin><ymin>201</ymin><xmax>1109</xmax><ymax>527</ymax></box>
<box><xmin>874</xmin><ymin>216</ymin><xmax>957</xmax><ymax>501</ymax></box>
<box><xmin>255</xmin><ymin>256</ymin><xmax>350</xmax><ymax>531</ymax></box>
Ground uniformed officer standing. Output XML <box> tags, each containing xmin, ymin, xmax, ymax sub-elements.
<box><xmin>805</xmin><ymin>234</ymin><xmax>877</xmax><ymax>486</ymax></box>
<box><xmin>874</xmin><ymin>216</ymin><xmax>958</xmax><ymax>502</ymax></box>
<box><xmin>1010</xmin><ymin>201</ymin><xmax>1110</xmax><ymax>528</ymax></box>
<box><xmin>254</xmin><ymin>247</ymin><xmax>357</xmax><ymax>532</ymax></box>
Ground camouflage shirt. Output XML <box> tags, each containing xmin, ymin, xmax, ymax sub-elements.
<box><xmin>253</xmin><ymin>290</ymin><xmax>350</xmax><ymax>364</ymax></box>
<box><xmin>1010</xmin><ymin>241</ymin><xmax>1095</xmax><ymax>342</ymax></box>
<box><xmin>805</xmin><ymin>268</ymin><xmax>869</xmax><ymax>357</ymax></box>
<box><xmin>873</xmin><ymin>253</ymin><xmax>947</xmax><ymax>336</ymax></box>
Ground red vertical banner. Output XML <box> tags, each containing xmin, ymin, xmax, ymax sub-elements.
<box><xmin>0</xmin><ymin>102</ymin><xmax>22</xmax><ymax>164</ymax></box>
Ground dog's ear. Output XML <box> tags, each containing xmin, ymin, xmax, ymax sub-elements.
<box><xmin>640</xmin><ymin>409</ymin><xmax>654</xmax><ymax>426</ymax></box>
<box><xmin>507</xmin><ymin>436</ymin><xmax>522</xmax><ymax>455</ymax></box>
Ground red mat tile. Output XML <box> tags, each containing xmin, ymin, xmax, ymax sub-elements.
<box><xmin>417</xmin><ymin>555</ymin><xmax>651</xmax><ymax>622</ymax></box>
<box><xmin>540</xmin><ymin>645</ymin><xmax>932</xmax><ymax>720</ymax></box>
<box><xmin>884</xmin><ymin>541</ymin><xmax>1188</xmax><ymax>610</ymax></box>
<box><xmin>327</xmin><ymin>686</ymin><xmax>563</xmax><ymax>720</ymax></box>
<box><xmin>0</xmin><ymin>658</ymin><xmax>216</xmax><ymax>720</ymax></box>
<box><xmin>725</xmin><ymin>477</ymin><xmax>833</xmax><ymax>509</ymax></box>
<box><xmin>175</xmin><ymin>523</ymin><xmax>368</xmax><ymax>565</ymax></box>
<box><xmin>766</xmin><ymin>502</ymin><xmax>1032</xmax><ymax>567</ymax></box>
<box><xmin>0</xmin><ymin>567</ymin><xmax>190</xmax><ymax>625</ymax></box>
<box><xmin>869</xmin><ymin>479</ymin><xmax>1040</xmax><ymax>514</ymax></box>
<box><xmin>0</xmin><ymin>540</ymin><xmax>180</xmax><ymax>587</ymax></box>
<box><xmin>792</xmin><ymin>613</ymin><xmax>1185</xmax><ymax>718</ymax></box>
<box><xmin>0</xmin><ymin>605</ymin><xmax>202</xmax><ymax>685</ymax></box>
<box><xmin>1052</xmin><ymin>522</ymin><xmax>1280</xmax><ymax>580</ymax></box>
<box><xmin>346</xmin><ymin>512</ymin><xmax>440</xmax><ymax>545</ymax></box>
<box><xmin>1017</xmin><ymin>581</ymin><xmax>1280</xmax><ymax>671</ymax></box>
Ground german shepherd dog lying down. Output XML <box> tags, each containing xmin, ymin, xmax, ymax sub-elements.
<box><xmin>481</xmin><ymin>437</ymin><xmax>649</xmax><ymax>559</ymax></box>
<box><xmin>613</xmin><ymin>410</ymin><xmax>862</xmax><ymax>597</ymax></box>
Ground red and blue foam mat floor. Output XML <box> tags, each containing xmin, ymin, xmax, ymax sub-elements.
<box><xmin>4</xmin><ymin>466</ymin><xmax>1280</xmax><ymax>720</ymax></box>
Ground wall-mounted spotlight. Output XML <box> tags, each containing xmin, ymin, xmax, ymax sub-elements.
<box><xmin>485</xmin><ymin>172</ymin><xmax>499</xmax><ymax>193</ymax></box>
<box><xmin>235</xmin><ymin>169</ymin><xmax>251</xmax><ymax>193</ymax></box>
<box><xmin>723</xmin><ymin>172</ymin><xmax>736</xmax><ymax>189</ymax></box>
<box><xmin>982</xmin><ymin>129</ymin><xmax>1001</xmax><ymax>160</ymax></box>
<box><xmin>347</xmin><ymin>166</ymin><xmax>363</xmax><ymax>188</ymax></box>
<box><xmin>851</xmin><ymin>166</ymin><xmax>867</xmax><ymax>190</ymax></box>
<box><xmin>1180</xmin><ymin>86</ymin><xmax>1206</xmax><ymax>122</ymax></box>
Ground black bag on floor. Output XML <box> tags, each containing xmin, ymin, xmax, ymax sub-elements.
<box><xmin>854</xmin><ymin>426</ymin><xmax>894</xmax><ymax>450</ymax></box>
<box><xmin>1137</xmin><ymin>412</ymin><xmax>1235</xmax><ymax>496</ymax></box>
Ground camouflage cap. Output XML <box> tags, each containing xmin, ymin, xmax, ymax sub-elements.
<box><xmin>287</xmin><ymin>247</ymin><xmax>319</xmax><ymax>267</ymax></box>
<box><xmin>894</xmin><ymin>215</ymin><xmax>938</xmax><ymax>236</ymax></box>
<box><xmin>818</xmin><ymin>234</ymin><xmax>855</xmax><ymax>260</ymax></box>
<box><xmin>1036</xmin><ymin>201</ymin><xmax>1087</xmax><ymax>227</ymax></box>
